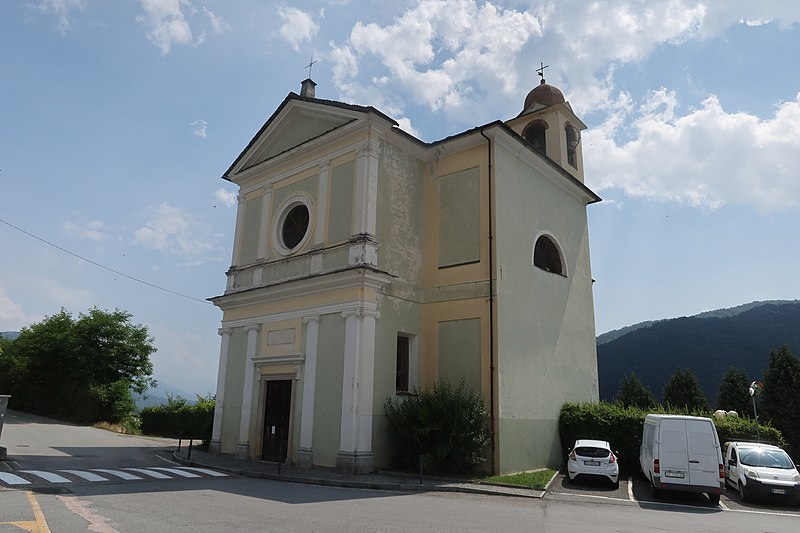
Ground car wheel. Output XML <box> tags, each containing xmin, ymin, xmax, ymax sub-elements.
<box><xmin>708</xmin><ymin>492</ymin><xmax>720</xmax><ymax>505</ymax></box>
<box><xmin>613</xmin><ymin>480</ymin><xmax>619</xmax><ymax>490</ymax></box>
<box><xmin>738</xmin><ymin>481</ymin><xmax>748</xmax><ymax>502</ymax></box>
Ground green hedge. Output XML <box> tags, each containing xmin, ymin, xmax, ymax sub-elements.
<box><xmin>140</xmin><ymin>394</ymin><xmax>214</xmax><ymax>445</ymax></box>
<box><xmin>559</xmin><ymin>402</ymin><xmax>784</xmax><ymax>473</ymax></box>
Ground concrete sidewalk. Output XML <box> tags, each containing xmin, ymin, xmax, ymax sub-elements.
<box><xmin>170</xmin><ymin>447</ymin><xmax>547</xmax><ymax>499</ymax></box>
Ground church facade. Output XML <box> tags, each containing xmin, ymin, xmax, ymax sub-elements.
<box><xmin>209</xmin><ymin>76</ymin><xmax>600</xmax><ymax>474</ymax></box>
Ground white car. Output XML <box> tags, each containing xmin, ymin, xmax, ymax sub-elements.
<box><xmin>567</xmin><ymin>439</ymin><xmax>619</xmax><ymax>488</ymax></box>
<box><xmin>724</xmin><ymin>441</ymin><xmax>800</xmax><ymax>503</ymax></box>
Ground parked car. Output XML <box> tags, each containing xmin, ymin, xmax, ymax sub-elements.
<box><xmin>724</xmin><ymin>441</ymin><xmax>800</xmax><ymax>503</ymax></box>
<box><xmin>567</xmin><ymin>439</ymin><xmax>619</xmax><ymax>488</ymax></box>
<box><xmin>639</xmin><ymin>414</ymin><xmax>725</xmax><ymax>504</ymax></box>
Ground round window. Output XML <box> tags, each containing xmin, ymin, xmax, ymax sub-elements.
<box><xmin>281</xmin><ymin>204</ymin><xmax>310</xmax><ymax>250</ymax></box>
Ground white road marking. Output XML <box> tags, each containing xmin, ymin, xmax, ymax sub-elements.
<box><xmin>21</xmin><ymin>470</ymin><xmax>71</xmax><ymax>483</ymax></box>
<box><xmin>148</xmin><ymin>467</ymin><xmax>201</xmax><ymax>478</ymax></box>
<box><xmin>59</xmin><ymin>470</ymin><xmax>109</xmax><ymax>482</ymax></box>
<box><xmin>718</xmin><ymin>501</ymin><xmax>730</xmax><ymax>511</ymax></box>
<box><xmin>176</xmin><ymin>467</ymin><xmax>227</xmax><ymax>477</ymax></box>
<box><xmin>627</xmin><ymin>476</ymin><xmax>634</xmax><ymax>502</ymax></box>
<box><xmin>0</xmin><ymin>472</ymin><xmax>32</xmax><ymax>485</ymax></box>
<box><xmin>91</xmin><ymin>469</ymin><xmax>143</xmax><ymax>480</ymax></box>
<box><xmin>122</xmin><ymin>468</ymin><xmax>172</xmax><ymax>479</ymax></box>
<box><xmin>549</xmin><ymin>491</ymin><xmax>631</xmax><ymax>502</ymax></box>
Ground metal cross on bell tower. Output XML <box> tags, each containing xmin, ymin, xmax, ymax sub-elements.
<box><xmin>536</xmin><ymin>62</ymin><xmax>549</xmax><ymax>84</ymax></box>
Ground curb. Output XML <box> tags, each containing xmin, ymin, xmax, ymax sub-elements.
<box><xmin>171</xmin><ymin>452</ymin><xmax>544</xmax><ymax>498</ymax></box>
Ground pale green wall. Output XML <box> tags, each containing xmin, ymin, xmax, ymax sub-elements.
<box><xmin>373</xmin><ymin>296</ymin><xmax>422</xmax><ymax>469</ymax></box>
<box><xmin>260</xmin><ymin>115</ymin><xmax>349</xmax><ymax>162</ymax></box>
<box><xmin>239</xmin><ymin>196</ymin><xmax>262</xmax><ymax>265</ymax></box>
<box><xmin>437</xmin><ymin>319</ymin><xmax>481</xmax><ymax>393</ymax></box>
<box><xmin>492</xmin><ymin>141</ymin><xmax>598</xmax><ymax>473</ymax></box>
<box><xmin>221</xmin><ymin>327</ymin><xmax>247</xmax><ymax>454</ymax></box>
<box><xmin>438</xmin><ymin>167</ymin><xmax>480</xmax><ymax>267</ymax></box>
<box><xmin>371</xmin><ymin>139</ymin><xmax>425</xmax><ymax>469</ymax></box>
<box><xmin>328</xmin><ymin>160</ymin><xmax>355</xmax><ymax>243</ymax></box>
<box><xmin>272</xmin><ymin>175</ymin><xmax>318</xmax><ymax>209</ymax></box>
<box><xmin>312</xmin><ymin>313</ymin><xmax>345</xmax><ymax>467</ymax></box>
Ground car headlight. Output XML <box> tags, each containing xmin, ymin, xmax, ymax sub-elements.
<box><xmin>793</xmin><ymin>473</ymin><xmax>800</xmax><ymax>483</ymax></box>
<box><xmin>745</xmin><ymin>469</ymin><xmax>759</xmax><ymax>480</ymax></box>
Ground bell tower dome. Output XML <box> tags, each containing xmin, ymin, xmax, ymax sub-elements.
<box><xmin>506</xmin><ymin>64</ymin><xmax>587</xmax><ymax>183</ymax></box>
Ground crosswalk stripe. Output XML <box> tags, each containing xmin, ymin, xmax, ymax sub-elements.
<box><xmin>176</xmin><ymin>467</ymin><xmax>227</xmax><ymax>477</ymax></box>
<box><xmin>91</xmin><ymin>469</ymin><xmax>143</xmax><ymax>480</ymax></box>
<box><xmin>59</xmin><ymin>470</ymin><xmax>109</xmax><ymax>482</ymax></box>
<box><xmin>21</xmin><ymin>470</ymin><xmax>71</xmax><ymax>483</ymax></box>
<box><xmin>122</xmin><ymin>468</ymin><xmax>172</xmax><ymax>479</ymax></box>
<box><xmin>0</xmin><ymin>472</ymin><xmax>32</xmax><ymax>485</ymax></box>
<box><xmin>149</xmin><ymin>467</ymin><xmax>201</xmax><ymax>478</ymax></box>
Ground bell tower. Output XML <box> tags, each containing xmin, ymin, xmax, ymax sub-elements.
<box><xmin>506</xmin><ymin>64</ymin><xmax>587</xmax><ymax>183</ymax></box>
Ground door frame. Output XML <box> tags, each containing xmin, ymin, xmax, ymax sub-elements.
<box><xmin>255</xmin><ymin>371</ymin><xmax>299</xmax><ymax>464</ymax></box>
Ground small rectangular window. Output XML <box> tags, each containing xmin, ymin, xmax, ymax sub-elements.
<box><xmin>396</xmin><ymin>335</ymin><xmax>410</xmax><ymax>392</ymax></box>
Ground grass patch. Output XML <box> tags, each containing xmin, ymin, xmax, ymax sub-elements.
<box><xmin>478</xmin><ymin>468</ymin><xmax>556</xmax><ymax>489</ymax></box>
<box><xmin>93</xmin><ymin>420</ymin><xmax>141</xmax><ymax>435</ymax></box>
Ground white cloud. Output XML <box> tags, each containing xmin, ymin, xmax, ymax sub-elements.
<box><xmin>137</xmin><ymin>0</ymin><xmax>196</xmax><ymax>55</ymax></box>
<box><xmin>0</xmin><ymin>290</ymin><xmax>27</xmax><ymax>325</ymax></box>
<box><xmin>203</xmin><ymin>6</ymin><xmax>229</xmax><ymax>33</ymax></box>
<box><xmin>585</xmin><ymin>90</ymin><xmax>800</xmax><ymax>212</ymax></box>
<box><xmin>63</xmin><ymin>218</ymin><xmax>108</xmax><ymax>241</ymax></box>
<box><xmin>189</xmin><ymin>119</ymin><xmax>208</xmax><ymax>137</ymax></box>
<box><xmin>29</xmin><ymin>0</ymin><xmax>87</xmax><ymax>35</ymax></box>
<box><xmin>213</xmin><ymin>188</ymin><xmax>236</xmax><ymax>208</ymax></box>
<box><xmin>133</xmin><ymin>203</ymin><xmax>215</xmax><ymax>258</ymax></box>
<box><xmin>277</xmin><ymin>6</ymin><xmax>319</xmax><ymax>51</ymax></box>
<box><xmin>330</xmin><ymin>0</ymin><xmax>541</xmax><ymax>122</ymax></box>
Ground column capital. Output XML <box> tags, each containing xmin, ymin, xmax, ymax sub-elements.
<box><xmin>218</xmin><ymin>327</ymin><xmax>233</xmax><ymax>336</ymax></box>
<box><xmin>357</xmin><ymin>139</ymin><xmax>380</xmax><ymax>159</ymax></box>
<box><xmin>319</xmin><ymin>161</ymin><xmax>330</xmax><ymax>173</ymax></box>
<box><xmin>237</xmin><ymin>193</ymin><xmax>246</xmax><ymax>205</ymax></box>
<box><xmin>303</xmin><ymin>315</ymin><xmax>320</xmax><ymax>325</ymax></box>
<box><xmin>244</xmin><ymin>324</ymin><xmax>261</xmax><ymax>333</ymax></box>
<box><xmin>341</xmin><ymin>307</ymin><xmax>380</xmax><ymax>320</ymax></box>
<box><xmin>263</xmin><ymin>183</ymin><xmax>273</xmax><ymax>194</ymax></box>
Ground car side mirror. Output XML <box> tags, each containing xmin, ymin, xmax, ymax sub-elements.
<box><xmin>728</xmin><ymin>459</ymin><xmax>735</xmax><ymax>466</ymax></box>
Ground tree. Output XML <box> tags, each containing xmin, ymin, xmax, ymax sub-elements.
<box><xmin>614</xmin><ymin>372</ymin><xmax>657</xmax><ymax>409</ymax></box>
<box><xmin>4</xmin><ymin>307</ymin><xmax>156</xmax><ymax>423</ymax></box>
<box><xmin>761</xmin><ymin>345</ymin><xmax>800</xmax><ymax>452</ymax></box>
<box><xmin>662</xmin><ymin>367</ymin><xmax>709</xmax><ymax>411</ymax></box>
<box><xmin>715</xmin><ymin>366</ymin><xmax>751</xmax><ymax>417</ymax></box>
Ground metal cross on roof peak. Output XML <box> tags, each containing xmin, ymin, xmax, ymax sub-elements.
<box><xmin>536</xmin><ymin>62</ymin><xmax>549</xmax><ymax>83</ymax></box>
<box><xmin>305</xmin><ymin>57</ymin><xmax>318</xmax><ymax>79</ymax></box>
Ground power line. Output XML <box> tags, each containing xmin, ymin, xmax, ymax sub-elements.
<box><xmin>0</xmin><ymin>217</ymin><xmax>212</xmax><ymax>305</ymax></box>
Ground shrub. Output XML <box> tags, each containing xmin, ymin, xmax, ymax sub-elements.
<box><xmin>559</xmin><ymin>402</ymin><xmax>784</xmax><ymax>473</ymax></box>
<box><xmin>384</xmin><ymin>380</ymin><xmax>490</xmax><ymax>474</ymax></box>
<box><xmin>140</xmin><ymin>394</ymin><xmax>215</xmax><ymax>445</ymax></box>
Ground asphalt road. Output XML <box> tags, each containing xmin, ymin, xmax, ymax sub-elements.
<box><xmin>2</xmin><ymin>412</ymin><xmax>800</xmax><ymax>532</ymax></box>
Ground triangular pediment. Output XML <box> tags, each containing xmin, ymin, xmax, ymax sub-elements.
<box><xmin>225</xmin><ymin>95</ymin><xmax>368</xmax><ymax>179</ymax></box>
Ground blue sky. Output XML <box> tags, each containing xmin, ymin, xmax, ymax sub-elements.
<box><xmin>2</xmin><ymin>1</ymin><xmax>799</xmax><ymax>396</ymax></box>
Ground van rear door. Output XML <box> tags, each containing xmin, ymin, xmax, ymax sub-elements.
<box><xmin>659</xmin><ymin>418</ymin><xmax>690</xmax><ymax>486</ymax></box>
<box><xmin>686</xmin><ymin>419</ymin><xmax>719</xmax><ymax>488</ymax></box>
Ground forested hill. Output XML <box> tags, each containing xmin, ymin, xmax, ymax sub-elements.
<box><xmin>597</xmin><ymin>301</ymin><xmax>800</xmax><ymax>404</ymax></box>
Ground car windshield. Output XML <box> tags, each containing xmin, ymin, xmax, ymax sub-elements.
<box><xmin>739</xmin><ymin>448</ymin><xmax>794</xmax><ymax>469</ymax></box>
<box><xmin>575</xmin><ymin>446</ymin><xmax>610</xmax><ymax>458</ymax></box>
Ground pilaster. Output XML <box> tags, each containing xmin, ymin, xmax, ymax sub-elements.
<box><xmin>235</xmin><ymin>324</ymin><xmax>260</xmax><ymax>460</ymax></box>
<box><xmin>209</xmin><ymin>327</ymin><xmax>232</xmax><ymax>455</ymax></box>
<box><xmin>297</xmin><ymin>315</ymin><xmax>320</xmax><ymax>469</ymax></box>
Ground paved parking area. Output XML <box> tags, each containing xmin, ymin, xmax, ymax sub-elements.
<box><xmin>548</xmin><ymin>472</ymin><xmax>800</xmax><ymax>516</ymax></box>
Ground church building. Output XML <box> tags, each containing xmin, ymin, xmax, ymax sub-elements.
<box><xmin>209</xmin><ymin>73</ymin><xmax>601</xmax><ymax>475</ymax></box>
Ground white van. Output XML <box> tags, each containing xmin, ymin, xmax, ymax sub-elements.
<box><xmin>639</xmin><ymin>414</ymin><xmax>725</xmax><ymax>504</ymax></box>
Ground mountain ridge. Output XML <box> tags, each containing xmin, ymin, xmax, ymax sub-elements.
<box><xmin>597</xmin><ymin>300</ymin><xmax>800</xmax><ymax>404</ymax></box>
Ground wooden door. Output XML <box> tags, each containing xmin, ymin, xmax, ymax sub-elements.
<box><xmin>261</xmin><ymin>380</ymin><xmax>292</xmax><ymax>462</ymax></box>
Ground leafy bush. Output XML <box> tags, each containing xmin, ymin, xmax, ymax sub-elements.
<box><xmin>559</xmin><ymin>402</ymin><xmax>783</xmax><ymax>473</ymax></box>
<box><xmin>140</xmin><ymin>394</ymin><xmax>215</xmax><ymax>445</ymax></box>
<box><xmin>384</xmin><ymin>381</ymin><xmax>490</xmax><ymax>474</ymax></box>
